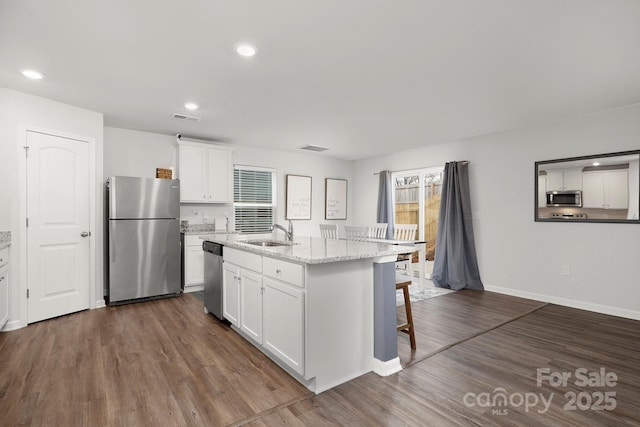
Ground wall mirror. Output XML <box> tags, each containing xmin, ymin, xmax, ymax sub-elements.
<box><xmin>535</xmin><ymin>150</ymin><xmax>640</xmax><ymax>223</ymax></box>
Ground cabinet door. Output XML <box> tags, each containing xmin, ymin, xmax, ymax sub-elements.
<box><xmin>605</xmin><ymin>171</ymin><xmax>628</xmax><ymax>209</ymax></box>
<box><xmin>179</xmin><ymin>145</ymin><xmax>208</xmax><ymax>202</ymax></box>
<box><xmin>184</xmin><ymin>245</ymin><xmax>204</xmax><ymax>286</ymax></box>
<box><xmin>582</xmin><ymin>172</ymin><xmax>605</xmax><ymax>208</ymax></box>
<box><xmin>0</xmin><ymin>266</ymin><xmax>8</xmax><ymax>329</ymax></box>
<box><xmin>546</xmin><ymin>171</ymin><xmax>564</xmax><ymax>191</ymax></box>
<box><xmin>239</xmin><ymin>269</ymin><xmax>263</xmax><ymax>343</ymax></box>
<box><xmin>563</xmin><ymin>169</ymin><xmax>581</xmax><ymax>190</ymax></box>
<box><xmin>208</xmin><ymin>148</ymin><xmax>232</xmax><ymax>203</ymax></box>
<box><xmin>223</xmin><ymin>263</ymin><xmax>240</xmax><ymax>326</ymax></box>
<box><xmin>537</xmin><ymin>175</ymin><xmax>547</xmax><ymax>208</ymax></box>
<box><xmin>263</xmin><ymin>277</ymin><xmax>305</xmax><ymax>375</ymax></box>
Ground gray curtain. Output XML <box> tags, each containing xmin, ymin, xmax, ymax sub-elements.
<box><xmin>376</xmin><ymin>170</ymin><xmax>394</xmax><ymax>239</ymax></box>
<box><xmin>432</xmin><ymin>161</ymin><xmax>484</xmax><ymax>290</ymax></box>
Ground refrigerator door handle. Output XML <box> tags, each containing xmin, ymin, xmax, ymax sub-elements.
<box><xmin>110</xmin><ymin>221</ymin><xmax>116</xmax><ymax>262</ymax></box>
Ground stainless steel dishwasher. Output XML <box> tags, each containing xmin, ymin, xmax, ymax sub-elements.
<box><xmin>203</xmin><ymin>241</ymin><xmax>224</xmax><ymax>320</ymax></box>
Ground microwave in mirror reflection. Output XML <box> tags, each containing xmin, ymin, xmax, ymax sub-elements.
<box><xmin>535</xmin><ymin>150</ymin><xmax>640</xmax><ymax>223</ymax></box>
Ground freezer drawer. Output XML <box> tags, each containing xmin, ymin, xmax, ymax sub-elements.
<box><xmin>108</xmin><ymin>219</ymin><xmax>181</xmax><ymax>303</ymax></box>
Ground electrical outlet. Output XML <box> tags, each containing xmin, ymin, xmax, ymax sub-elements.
<box><xmin>562</xmin><ymin>265</ymin><xmax>571</xmax><ymax>276</ymax></box>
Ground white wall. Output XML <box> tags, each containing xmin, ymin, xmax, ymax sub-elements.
<box><xmin>103</xmin><ymin>128</ymin><xmax>354</xmax><ymax>237</ymax></box>
<box><xmin>0</xmin><ymin>87</ymin><xmax>104</xmax><ymax>328</ymax></box>
<box><xmin>352</xmin><ymin>104</ymin><xmax>640</xmax><ymax>319</ymax></box>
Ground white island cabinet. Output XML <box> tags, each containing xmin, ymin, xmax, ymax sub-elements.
<box><xmin>222</xmin><ymin>247</ymin><xmax>303</xmax><ymax>373</ymax></box>
<box><xmin>178</xmin><ymin>141</ymin><xmax>233</xmax><ymax>203</ymax></box>
<box><xmin>210</xmin><ymin>234</ymin><xmax>414</xmax><ymax>394</ymax></box>
<box><xmin>262</xmin><ymin>257</ymin><xmax>305</xmax><ymax>375</ymax></box>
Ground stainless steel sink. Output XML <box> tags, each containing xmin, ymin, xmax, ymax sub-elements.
<box><xmin>242</xmin><ymin>239</ymin><xmax>298</xmax><ymax>247</ymax></box>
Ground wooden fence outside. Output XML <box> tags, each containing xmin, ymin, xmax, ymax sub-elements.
<box><xmin>394</xmin><ymin>193</ymin><xmax>440</xmax><ymax>261</ymax></box>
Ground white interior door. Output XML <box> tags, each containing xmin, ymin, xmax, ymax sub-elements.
<box><xmin>26</xmin><ymin>131</ymin><xmax>90</xmax><ymax>323</ymax></box>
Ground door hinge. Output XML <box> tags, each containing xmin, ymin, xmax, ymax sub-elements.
<box><xmin>26</xmin><ymin>217</ymin><xmax>29</xmax><ymax>228</ymax></box>
<box><xmin>27</xmin><ymin>289</ymin><xmax>30</xmax><ymax>299</ymax></box>
<box><xmin>23</xmin><ymin>146</ymin><xmax>29</xmax><ymax>158</ymax></box>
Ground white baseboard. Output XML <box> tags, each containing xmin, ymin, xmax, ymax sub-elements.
<box><xmin>1</xmin><ymin>319</ymin><xmax>25</xmax><ymax>332</ymax></box>
<box><xmin>95</xmin><ymin>299</ymin><xmax>106</xmax><ymax>309</ymax></box>
<box><xmin>372</xmin><ymin>356</ymin><xmax>402</xmax><ymax>377</ymax></box>
<box><xmin>485</xmin><ymin>285</ymin><xmax>640</xmax><ymax>321</ymax></box>
<box><xmin>184</xmin><ymin>284</ymin><xmax>204</xmax><ymax>293</ymax></box>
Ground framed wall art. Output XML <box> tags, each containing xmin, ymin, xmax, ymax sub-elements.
<box><xmin>285</xmin><ymin>174</ymin><xmax>312</xmax><ymax>220</ymax></box>
<box><xmin>325</xmin><ymin>178</ymin><xmax>347</xmax><ymax>220</ymax></box>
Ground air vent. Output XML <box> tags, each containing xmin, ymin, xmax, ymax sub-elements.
<box><xmin>298</xmin><ymin>145</ymin><xmax>329</xmax><ymax>152</ymax></box>
<box><xmin>171</xmin><ymin>113</ymin><xmax>202</xmax><ymax>122</ymax></box>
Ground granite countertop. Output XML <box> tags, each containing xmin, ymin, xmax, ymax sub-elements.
<box><xmin>201</xmin><ymin>233</ymin><xmax>413</xmax><ymax>265</ymax></box>
<box><xmin>181</xmin><ymin>224</ymin><xmax>238</xmax><ymax>235</ymax></box>
<box><xmin>0</xmin><ymin>231</ymin><xmax>10</xmax><ymax>249</ymax></box>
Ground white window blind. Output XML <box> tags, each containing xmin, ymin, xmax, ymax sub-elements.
<box><xmin>234</xmin><ymin>166</ymin><xmax>276</xmax><ymax>234</ymax></box>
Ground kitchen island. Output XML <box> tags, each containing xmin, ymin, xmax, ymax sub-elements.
<box><xmin>201</xmin><ymin>233</ymin><xmax>413</xmax><ymax>393</ymax></box>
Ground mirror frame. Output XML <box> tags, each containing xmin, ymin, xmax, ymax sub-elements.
<box><xmin>535</xmin><ymin>150</ymin><xmax>640</xmax><ymax>224</ymax></box>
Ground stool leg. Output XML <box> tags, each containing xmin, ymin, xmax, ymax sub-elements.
<box><xmin>402</xmin><ymin>286</ymin><xmax>416</xmax><ymax>350</ymax></box>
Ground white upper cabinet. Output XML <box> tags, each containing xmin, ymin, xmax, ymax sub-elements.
<box><xmin>582</xmin><ymin>170</ymin><xmax>628</xmax><ymax>209</ymax></box>
<box><xmin>546</xmin><ymin>169</ymin><xmax>582</xmax><ymax>191</ymax></box>
<box><xmin>178</xmin><ymin>142</ymin><xmax>233</xmax><ymax>203</ymax></box>
<box><xmin>537</xmin><ymin>175</ymin><xmax>547</xmax><ymax>208</ymax></box>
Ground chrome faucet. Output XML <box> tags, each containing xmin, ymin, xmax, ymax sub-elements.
<box><xmin>271</xmin><ymin>220</ymin><xmax>294</xmax><ymax>241</ymax></box>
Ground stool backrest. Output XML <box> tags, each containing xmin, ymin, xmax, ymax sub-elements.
<box><xmin>368</xmin><ymin>223</ymin><xmax>388</xmax><ymax>239</ymax></box>
<box><xmin>319</xmin><ymin>224</ymin><xmax>338</xmax><ymax>239</ymax></box>
<box><xmin>394</xmin><ymin>223</ymin><xmax>417</xmax><ymax>240</ymax></box>
<box><xmin>344</xmin><ymin>225</ymin><xmax>369</xmax><ymax>241</ymax></box>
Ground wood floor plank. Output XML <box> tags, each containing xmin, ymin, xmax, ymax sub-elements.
<box><xmin>1</xmin><ymin>290</ymin><xmax>638</xmax><ymax>426</ymax></box>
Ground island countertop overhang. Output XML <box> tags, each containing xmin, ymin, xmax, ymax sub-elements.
<box><xmin>200</xmin><ymin>233</ymin><xmax>413</xmax><ymax>265</ymax></box>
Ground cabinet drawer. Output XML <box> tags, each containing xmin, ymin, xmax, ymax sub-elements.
<box><xmin>185</xmin><ymin>235</ymin><xmax>204</xmax><ymax>247</ymax></box>
<box><xmin>224</xmin><ymin>247</ymin><xmax>262</xmax><ymax>273</ymax></box>
<box><xmin>0</xmin><ymin>247</ymin><xmax>8</xmax><ymax>269</ymax></box>
<box><xmin>263</xmin><ymin>257</ymin><xmax>304</xmax><ymax>288</ymax></box>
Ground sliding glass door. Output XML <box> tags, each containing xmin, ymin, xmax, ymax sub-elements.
<box><xmin>392</xmin><ymin>166</ymin><xmax>444</xmax><ymax>263</ymax></box>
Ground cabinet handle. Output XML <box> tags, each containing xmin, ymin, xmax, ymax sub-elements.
<box><xmin>0</xmin><ymin>276</ymin><xmax>4</xmax><ymax>282</ymax></box>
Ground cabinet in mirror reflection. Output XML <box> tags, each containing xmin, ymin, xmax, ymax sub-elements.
<box><xmin>535</xmin><ymin>150</ymin><xmax>640</xmax><ymax>223</ymax></box>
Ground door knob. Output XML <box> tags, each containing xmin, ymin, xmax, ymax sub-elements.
<box><xmin>81</xmin><ymin>231</ymin><xmax>91</xmax><ymax>237</ymax></box>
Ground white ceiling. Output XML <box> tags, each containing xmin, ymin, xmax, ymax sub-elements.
<box><xmin>2</xmin><ymin>0</ymin><xmax>640</xmax><ymax>160</ymax></box>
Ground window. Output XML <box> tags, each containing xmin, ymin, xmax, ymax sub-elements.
<box><xmin>234</xmin><ymin>165</ymin><xmax>276</xmax><ymax>234</ymax></box>
<box><xmin>392</xmin><ymin>166</ymin><xmax>444</xmax><ymax>261</ymax></box>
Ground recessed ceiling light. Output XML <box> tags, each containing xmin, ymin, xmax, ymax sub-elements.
<box><xmin>592</xmin><ymin>162</ymin><xmax>600</xmax><ymax>166</ymax></box>
<box><xmin>184</xmin><ymin>102</ymin><xmax>199</xmax><ymax>111</ymax></box>
<box><xmin>235</xmin><ymin>43</ymin><xmax>257</xmax><ymax>58</ymax></box>
<box><xmin>21</xmin><ymin>69</ymin><xmax>44</xmax><ymax>80</ymax></box>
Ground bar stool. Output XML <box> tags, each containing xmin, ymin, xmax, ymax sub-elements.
<box><xmin>396</xmin><ymin>275</ymin><xmax>416</xmax><ymax>350</ymax></box>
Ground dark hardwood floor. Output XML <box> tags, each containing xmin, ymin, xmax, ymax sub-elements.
<box><xmin>1</xmin><ymin>290</ymin><xmax>638</xmax><ymax>426</ymax></box>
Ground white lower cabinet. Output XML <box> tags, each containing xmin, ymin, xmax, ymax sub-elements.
<box><xmin>222</xmin><ymin>262</ymin><xmax>241</xmax><ymax>326</ymax></box>
<box><xmin>184</xmin><ymin>235</ymin><xmax>205</xmax><ymax>290</ymax></box>
<box><xmin>0</xmin><ymin>247</ymin><xmax>9</xmax><ymax>330</ymax></box>
<box><xmin>263</xmin><ymin>277</ymin><xmax>304</xmax><ymax>375</ymax></box>
<box><xmin>222</xmin><ymin>247</ymin><xmax>305</xmax><ymax>376</ymax></box>
<box><xmin>239</xmin><ymin>268</ymin><xmax>263</xmax><ymax>343</ymax></box>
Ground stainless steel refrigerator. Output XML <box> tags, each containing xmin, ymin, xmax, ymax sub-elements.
<box><xmin>106</xmin><ymin>176</ymin><xmax>182</xmax><ymax>305</ymax></box>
